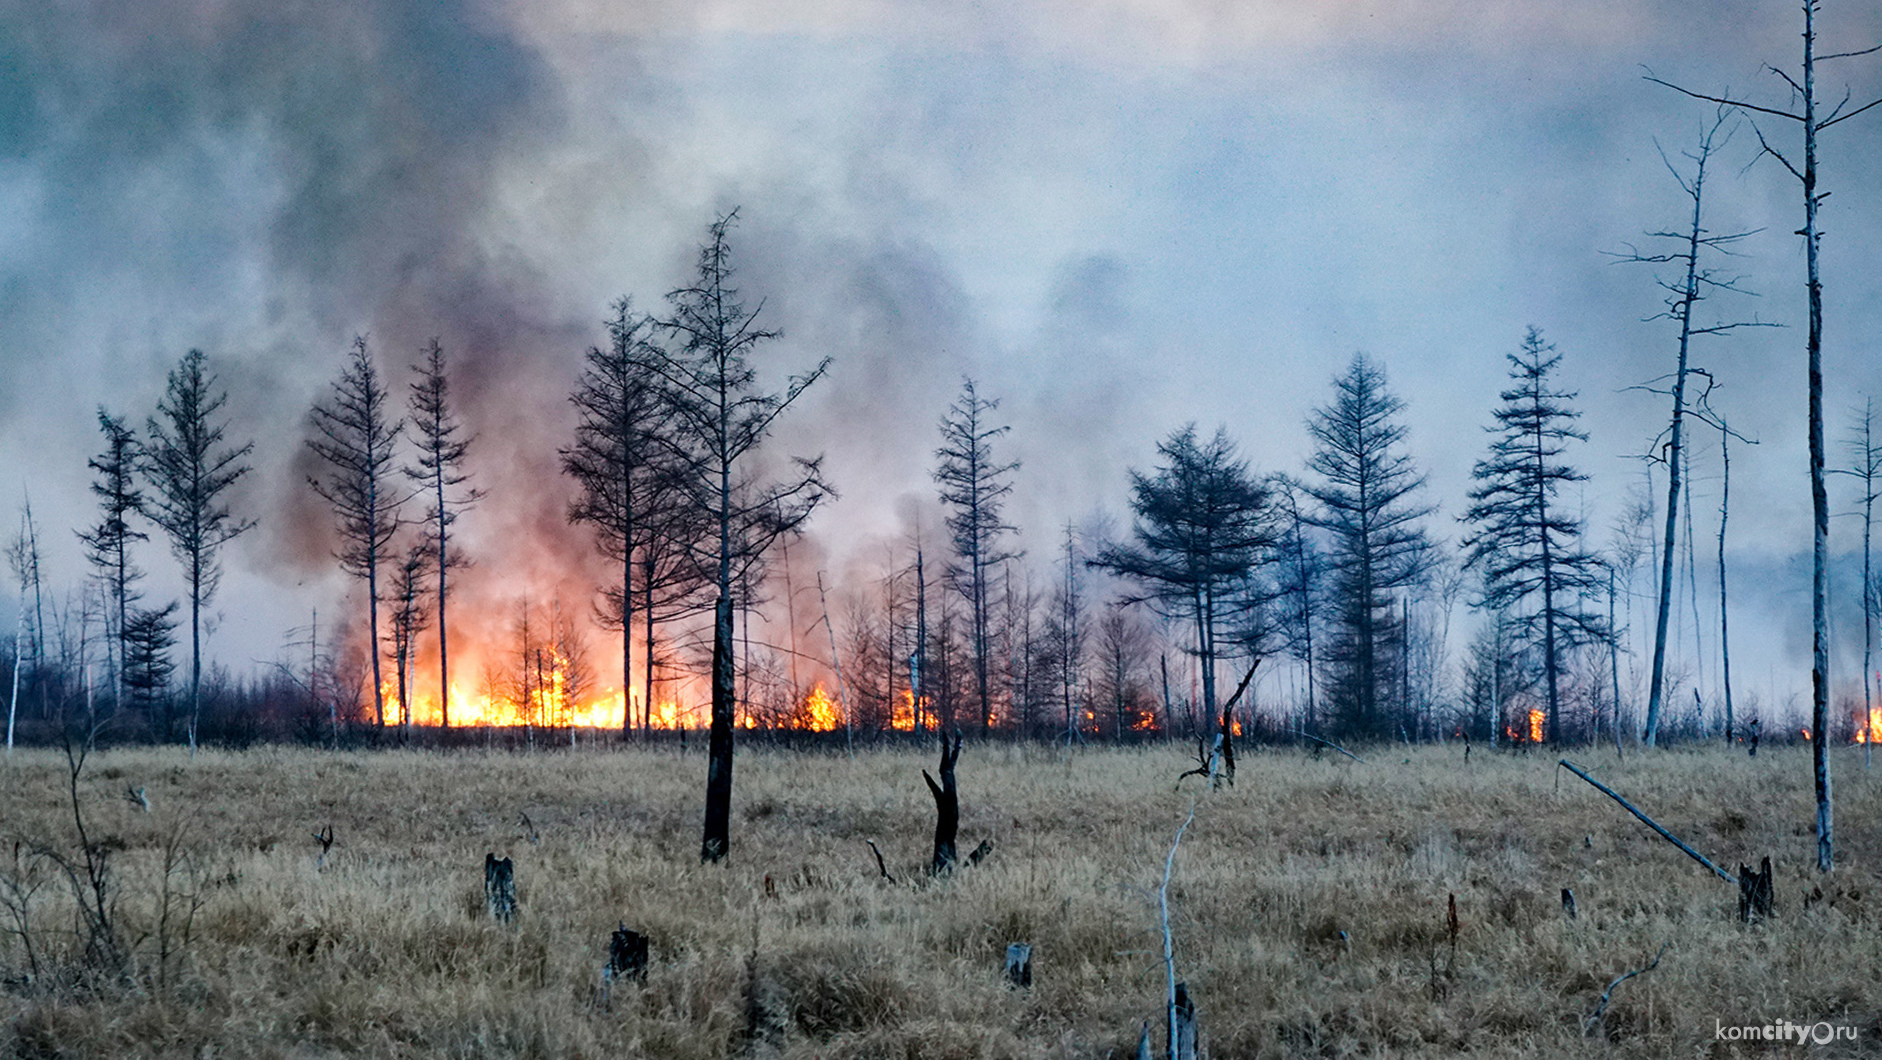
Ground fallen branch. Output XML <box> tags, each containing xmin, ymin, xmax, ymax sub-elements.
<box><xmin>1582</xmin><ymin>943</ymin><xmax>1667</xmax><ymax>1036</ymax></box>
<box><xmin>864</xmin><ymin>839</ymin><xmax>896</xmax><ymax>884</ymax></box>
<box><xmin>1290</xmin><ymin>730</ymin><xmax>1366</xmax><ymax>763</ymax></box>
<box><xmin>1558</xmin><ymin>759</ymin><xmax>1735</xmax><ymax>884</ymax></box>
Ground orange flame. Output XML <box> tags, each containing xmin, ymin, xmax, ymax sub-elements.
<box><xmin>1528</xmin><ymin>710</ymin><xmax>1544</xmax><ymax>744</ymax></box>
<box><xmin>1854</xmin><ymin>708</ymin><xmax>1882</xmax><ymax>744</ymax></box>
<box><xmin>891</xmin><ymin>689</ymin><xmax>918</xmax><ymax>732</ymax></box>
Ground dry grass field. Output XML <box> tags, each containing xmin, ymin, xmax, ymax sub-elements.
<box><xmin>1</xmin><ymin>739</ymin><xmax>1879</xmax><ymax>1058</ymax></box>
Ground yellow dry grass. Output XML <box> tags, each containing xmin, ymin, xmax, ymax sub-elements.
<box><xmin>1</xmin><ymin>740</ymin><xmax>1878</xmax><ymax>1058</ymax></box>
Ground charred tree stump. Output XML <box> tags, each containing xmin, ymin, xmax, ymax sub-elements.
<box><xmin>1004</xmin><ymin>942</ymin><xmax>1032</xmax><ymax>988</ymax></box>
<box><xmin>1170</xmin><ymin>980</ymin><xmax>1199</xmax><ymax>1060</ymax></box>
<box><xmin>484</xmin><ymin>853</ymin><xmax>516</xmax><ymax>923</ymax></box>
<box><xmin>1738</xmin><ymin>856</ymin><xmax>1774</xmax><ymax>923</ymax></box>
<box><xmin>923</xmin><ymin>729</ymin><xmax>964</xmax><ymax>875</ymax></box>
<box><xmin>608</xmin><ymin>923</ymin><xmax>648</xmax><ymax>981</ymax></box>
<box><xmin>701</xmin><ymin>598</ymin><xmax>735</xmax><ymax>864</ymax></box>
<box><xmin>598</xmin><ymin>922</ymin><xmax>648</xmax><ymax>1009</ymax></box>
<box><xmin>1561</xmin><ymin>888</ymin><xmax>1577</xmax><ymax>920</ymax></box>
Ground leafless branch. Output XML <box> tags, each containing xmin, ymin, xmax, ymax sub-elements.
<box><xmin>1642</xmin><ymin>76</ymin><xmax>1802</xmax><ymax>121</ymax></box>
<box><xmin>1582</xmin><ymin>943</ymin><xmax>1668</xmax><ymax>1036</ymax></box>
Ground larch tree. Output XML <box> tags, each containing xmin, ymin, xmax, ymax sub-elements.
<box><xmin>656</xmin><ymin>210</ymin><xmax>831</xmax><ymax>864</ymax></box>
<box><xmin>405</xmin><ymin>338</ymin><xmax>483</xmax><ymax>729</ymax></box>
<box><xmin>1649</xmin><ymin>3</ymin><xmax>1882</xmax><ymax>871</ymax></box>
<box><xmin>1460</xmin><ymin>328</ymin><xmax>1607</xmax><ymax>746</ymax></box>
<box><xmin>307</xmin><ymin>337</ymin><xmax>407</xmax><ymax>729</ymax></box>
<box><xmin>1092</xmin><ymin>425</ymin><xmax>1275</xmax><ymax>735</ymax></box>
<box><xmin>934</xmin><ymin>378</ymin><xmax>1021</xmax><ymax>736</ymax></box>
<box><xmin>564</xmin><ymin>300</ymin><xmax>673</xmax><ymax>736</ymax></box>
<box><xmin>76</xmin><ymin>410</ymin><xmax>146</xmax><ymax>712</ymax></box>
<box><xmin>1271</xmin><ymin>476</ymin><xmax>1324</xmax><ymax>732</ymax></box>
<box><xmin>144</xmin><ymin>349</ymin><xmax>255</xmax><ymax>754</ymax></box>
<box><xmin>1304</xmin><ymin>355</ymin><xmax>1433</xmax><ymax>741</ymax></box>
<box><xmin>387</xmin><ymin>542</ymin><xmax>430</xmax><ymax>742</ymax></box>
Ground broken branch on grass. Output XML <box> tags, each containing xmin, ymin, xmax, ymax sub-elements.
<box><xmin>1557</xmin><ymin>760</ymin><xmax>1735</xmax><ymax>884</ymax></box>
<box><xmin>1290</xmin><ymin>729</ymin><xmax>1366</xmax><ymax>763</ymax></box>
<box><xmin>1582</xmin><ymin>943</ymin><xmax>1668</xmax><ymax>1036</ymax></box>
<box><xmin>864</xmin><ymin>838</ymin><xmax>896</xmax><ymax>884</ymax></box>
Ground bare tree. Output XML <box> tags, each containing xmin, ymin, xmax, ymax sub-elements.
<box><xmin>1047</xmin><ymin>524</ymin><xmax>1088</xmax><ymax>745</ymax></box>
<box><xmin>1094</xmin><ymin>604</ymin><xmax>1153</xmax><ymax>740</ymax></box>
<box><xmin>1461</xmin><ymin>328</ymin><xmax>1607</xmax><ymax>745</ymax></box>
<box><xmin>1304</xmin><ymin>355</ymin><xmax>1433</xmax><ymax>740</ymax></box>
<box><xmin>1649</xmin><ymin>3</ymin><xmax>1882</xmax><ymax>870</ymax></box>
<box><xmin>405</xmin><ymin>339</ymin><xmax>483</xmax><ymax>729</ymax></box>
<box><xmin>6</xmin><ymin>502</ymin><xmax>46</xmax><ymax>752</ymax></box>
<box><xmin>1611</xmin><ymin>112</ymin><xmax>1768</xmax><ymax>747</ymax></box>
<box><xmin>144</xmin><ymin>349</ymin><xmax>255</xmax><ymax>753</ymax></box>
<box><xmin>934</xmin><ymin>379</ymin><xmax>1021</xmax><ymax>736</ymax></box>
<box><xmin>307</xmin><ymin>337</ymin><xmax>406</xmax><ymax>729</ymax></box>
<box><xmin>1838</xmin><ymin>398</ymin><xmax>1881</xmax><ymax>768</ymax></box>
<box><xmin>655</xmin><ymin>210</ymin><xmax>831</xmax><ymax>863</ymax></box>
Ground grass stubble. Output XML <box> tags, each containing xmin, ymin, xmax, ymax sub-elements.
<box><xmin>0</xmin><ymin>740</ymin><xmax>1877</xmax><ymax>1058</ymax></box>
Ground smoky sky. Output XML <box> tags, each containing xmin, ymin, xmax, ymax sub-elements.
<box><xmin>3</xmin><ymin>0</ymin><xmax>1882</xmax><ymax>716</ymax></box>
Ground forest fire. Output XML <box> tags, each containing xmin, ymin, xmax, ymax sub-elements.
<box><xmin>1528</xmin><ymin>710</ymin><xmax>1544</xmax><ymax>744</ymax></box>
<box><xmin>370</xmin><ymin>671</ymin><xmax>856</xmax><ymax>734</ymax></box>
<box><xmin>1855</xmin><ymin>708</ymin><xmax>1882</xmax><ymax>744</ymax></box>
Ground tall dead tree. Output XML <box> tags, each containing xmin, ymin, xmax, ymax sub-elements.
<box><xmin>1461</xmin><ymin>329</ymin><xmax>1607</xmax><ymax>746</ymax></box>
<box><xmin>307</xmin><ymin>337</ymin><xmax>406</xmax><ymax>728</ymax></box>
<box><xmin>6</xmin><ymin>503</ymin><xmax>45</xmax><ymax>752</ymax></box>
<box><xmin>405</xmin><ymin>339</ymin><xmax>483</xmax><ymax>729</ymax></box>
<box><xmin>144</xmin><ymin>349</ymin><xmax>255</xmax><ymax>753</ymax></box>
<box><xmin>656</xmin><ymin>210</ymin><xmax>830</xmax><ymax>864</ymax></box>
<box><xmin>1048</xmin><ymin>524</ymin><xmax>1088</xmax><ymax>745</ymax></box>
<box><xmin>934</xmin><ymin>379</ymin><xmax>1021</xmax><ymax>736</ymax></box>
<box><xmin>1693</xmin><ymin>382</ymin><xmax>1757</xmax><ymax>747</ymax></box>
<box><xmin>1650</xmin><ymin>3</ymin><xmax>1882</xmax><ymax>870</ymax></box>
<box><xmin>1836</xmin><ymin>399</ymin><xmax>1881</xmax><ymax>767</ymax></box>
<box><xmin>76</xmin><ymin>411</ymin><xmax>146</xmax><ymax>714</ymax></box>
<box><xmin>1610</xmin><ymin>112</ymin><xmax>1767</xmax><ymax>746</ymax></box>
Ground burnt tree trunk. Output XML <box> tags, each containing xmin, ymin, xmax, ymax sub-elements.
<box><xmin>608</xmin><ymin>923</ymin><xmax>649</xmax><ymax>981</ymax></box>
<box><xmin>1738</xmin><ymin>856</ymin><xmax>1774</xmax><ymax>923</ymax></box>
<box><xmin>1170</xmin><ymin>980</ymin><xmax>1198</xmax><ymax>1060</ymax></box>
<box><xmin>702</xmin><ymin>598</ymin><xmax>735</xmax><ymax>863</ymax></box>
<box><xmin>923</xmin><ymin>729</ymin><xmax>963</xmax><ymax>875</ymax></box>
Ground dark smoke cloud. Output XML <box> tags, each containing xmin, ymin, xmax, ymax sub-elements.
<box><xmin>4</xmin><ymin>0</ymin><xmax>1882</xmax><ymax>723</ymax></box>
